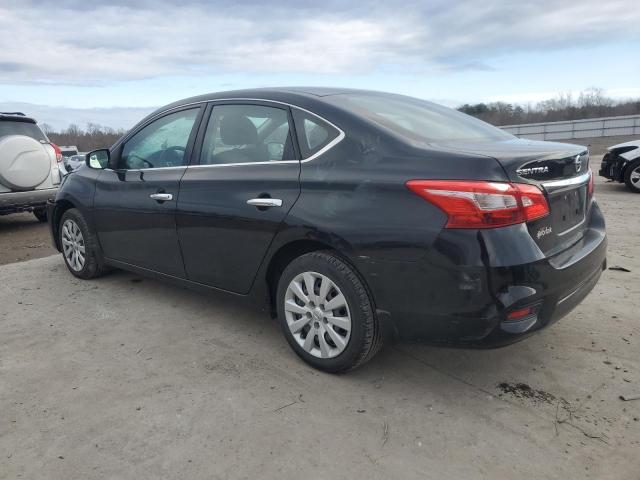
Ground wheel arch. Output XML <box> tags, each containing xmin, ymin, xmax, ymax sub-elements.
<box><xmin>51</xmin><ymin>199</ymin><xmax>77</xmax><ymax>251</ymax></box>
<box><xmin>263</xmin><ymin>239</ymin><xmax>372</xmax><ymax>318</ymax></box>
<box><xmin>622</xmin><ymin>157</ymin><xmax>640</xmax><ymax>174</ymax></box>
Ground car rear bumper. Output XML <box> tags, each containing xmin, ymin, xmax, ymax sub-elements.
<box><xmin>599</xmin><ymin>152</ymin><xmax>624</xmax><ymax>182</ymax></box>
<box><xmin>0</xmin><ymin>188</ymin><xmax>57</xmax><ymax>214</ymax></box>
<box><xmin>361</xmin><ymin>201</ymin><xmax>607</xmax><ymax>346</ymax></box>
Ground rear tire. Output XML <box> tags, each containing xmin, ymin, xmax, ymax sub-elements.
<box><xmin>59</xmin><ymin>208</ymin><xmax>107</xmax><ymax>279</ymax></box>
<box><xmin>33</xmin><ymin>208</ymin><xmax>47</xmax><ymax>222</ymax></box>
<box><xmin>624</xmin><ymin>160</ymin><xmax>640</xmax><ymax>193</ymax></box>
<box><xmin>276</xmin><ymin>251</ymin><xmax>382</xmax><ymax>373</ymax></box>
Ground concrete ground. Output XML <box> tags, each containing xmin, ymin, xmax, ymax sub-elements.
<box><xmin>0</xmin><ymin>175</ymin><xmax>639</xmax><ymax>480</ymax></box>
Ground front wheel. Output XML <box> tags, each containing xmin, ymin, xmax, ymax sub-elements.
<box><xmin>59</xmin><ymin>208</ymin><xmax>107</xmax><ymax>279</ymax></box>
<box><xmin>276</xmin><ymin>251</ymin><xmax>382</xmax><ymax>373</ymax></box>
<box><xmin>624</xmin><ymin>160</ymin><xmax>640</xmax><ymax>193</ymax></box>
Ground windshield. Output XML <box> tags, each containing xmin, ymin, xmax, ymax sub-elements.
<box><xmin>326</xmin><ymin>93</ymin><xmax>513</xmax><ymax>143</ymax></box>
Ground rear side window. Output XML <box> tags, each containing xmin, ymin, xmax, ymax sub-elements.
<box><xmin>0</xmin><ymin>121</ymin><xmax>47</xmax><ymax>142</ymax></box>
<box><xmin>291</xmin><ymin>109</ymin><xmax>340</xmax><ymax>159</ymax></box>
<box><xmin>324</xmin><ymin>93</ymin><xmax>513</xmax><ymax>143</ymax></box>
<box><xmin>200</xmin><ymin>104</ymin><xmax>296</xmax><ymax>165</ymax></box>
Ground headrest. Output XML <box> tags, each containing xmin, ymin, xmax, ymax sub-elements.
<box><xmin>220</xmin><ymin>114</ymin><xmax>258</xmax><ymax>146</ymax></box>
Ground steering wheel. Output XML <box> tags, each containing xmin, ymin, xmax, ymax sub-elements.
<box><xmin>158</xmin><ymin>145</ymin><xmax>186</xmax><ymax>166</ymax></box>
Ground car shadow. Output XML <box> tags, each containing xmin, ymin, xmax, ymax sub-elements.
<box><xmin>0</xmin><ymin>211</ymin><xmax>44</xmax><ymax>232</ymax></box>
<box><xmin>103</xmin><ymin>266</ymin><xmax>556</xmax><ymax>399</ymax></box>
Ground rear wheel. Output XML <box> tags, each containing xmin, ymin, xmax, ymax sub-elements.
<box><xmin>33</xmin><ymin>208</ymin><xmax>47</xmax><ymax>222</ymax></box>
<box><xmin>276</xmin><ymin>251</ymin><xmax>382</xmax><ymax>373</ymax></box>
<box><xmin>624</xmin><ymin>160</ymin><xmax>640</xmax><ymax>193</ymax></box>
<box><xmin>59</xmin><ymin>208</ymin><xmax>107</xmax><ymax>279</ymax></box>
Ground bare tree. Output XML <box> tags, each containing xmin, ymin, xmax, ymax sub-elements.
<box><xmin>47</xmin><ymin>123</ymin><xmax>127</xmax><ymax>151</ymax></box>
<box><xmin>459</xmin><ymin>88</ymin><xmax>640</xmax><ymax>125</ymax></box>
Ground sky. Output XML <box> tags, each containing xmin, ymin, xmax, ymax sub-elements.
<box><xmin>1</xmin><ymin>0</ymin><xmax>639</xmax><ymax>130</ymax></box>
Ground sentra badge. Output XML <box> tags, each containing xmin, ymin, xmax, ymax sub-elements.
<box><xmin>517</xmin><ymin>166</ymin><xmax>549</xmax><ymax>176</ymax></box>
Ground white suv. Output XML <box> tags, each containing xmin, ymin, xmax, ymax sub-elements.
<box><xmin>0</xmin><ymin>112</ymin><xmax>62</xmax><ymax>221</ymax></box>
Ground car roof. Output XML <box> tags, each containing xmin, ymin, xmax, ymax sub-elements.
<box><xmin>153</xmin><ymin>87</ymin><xmax>390</xmax><ymax>115</ymax></box>
<box><xmin>180</xmin><ymin>86</ymin><xmax>367</xmax><ymax>101</ymax></box>
<box><xmin>138</xmin><ymin>87</ymin><xmax>391</xmax><ymax>133</ymax></box>
<box><xmin>0</xmin><ymin>112</ymin><xmax>37</xmax><ymax>124</ymax></box>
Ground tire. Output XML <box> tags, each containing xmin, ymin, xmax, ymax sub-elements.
<box><xmin>276</xmin><ymin>251</ymin><xmax>382</xmax><ymax>373</ymax></box>
<box><xmin>33</xmin><ymin>208</ymin><xmax>47</xmax><ymax>222</ymax></box>
<box><xmin>59</xmin><ymin>208</ymin><xmax>107</xmax><ymax>279</ymax></box>
<box><xmin>624</xmin><ymin>160</ymin><xmax>640</xmax><ymax>193</ymax></box>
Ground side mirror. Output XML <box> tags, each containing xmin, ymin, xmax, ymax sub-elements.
<box><xmin>86</xmin><ymin>149</ymin><xmax>110</xmax><ymax>169</ymax></box>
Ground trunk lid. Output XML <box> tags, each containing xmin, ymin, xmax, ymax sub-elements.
<box><xmin>433</xmin><ymin>138</ymin><xmax>591</xmax><ymax>256</ymax></box>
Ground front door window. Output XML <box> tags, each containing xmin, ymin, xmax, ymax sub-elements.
<box><xmin>120</xmin><ymin>108</ymin><xmax>199</xmax><ymax>169</ymax></box>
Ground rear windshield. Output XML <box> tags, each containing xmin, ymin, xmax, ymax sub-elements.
<box><xmin>0</xmin><ymin>120</ymin><xmax>47</xmax><ymax>142</ymax></box>
<box><xmin>326</xmin><ymin>93</ymin><xmax>513</xmax><ymax>143</ymax></box>
<box><xmin>61</xmin><ymin>150</ymin><xmax>78</xmax><ymax>157</ymax></box>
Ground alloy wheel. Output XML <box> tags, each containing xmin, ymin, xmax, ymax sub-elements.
<box><xmin>61</xmin><ymin>219</ymin><xmax>86</xmax><ymax>271</ymax></box>
<box><xmin>284</xmin><ymin>271</ymin><xmax>351</xmax><ymax>359</ymax></box>
<box><xmin>630</xmin><ymin>166</ymin><xmax>640</xmax><ymax>189</ymax></box>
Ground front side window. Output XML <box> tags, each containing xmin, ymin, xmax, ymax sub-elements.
<box><xmin>291</xmin><ymin>109</ymin><xmax>340</xmax><ymax>159</ymax></box>
<box><xmin>120</xmin><ymin>108</ymin><xmax>199</xmax><ymax>169</ymax></box>
<box><xmin>200</xmin><ymin>104</ymin><xmax>295</xmax><ymax>165</ymax></box>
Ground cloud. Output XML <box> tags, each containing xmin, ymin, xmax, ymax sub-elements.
<box><xmin>0</xmin><ymin>0</ymin><xmax>638</xmax><ymax>85</ymax></box>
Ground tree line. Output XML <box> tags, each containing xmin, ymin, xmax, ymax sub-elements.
<box><xmin>39</xmin><ymin>88</ymin><xmax>640</xmax><ymax>147</ymax></box>
<box><xmin>458</xmin><ymin>88</ymin><xmax>640</xmax><ymax>126</ymax></box>
<box><xmin>41</xmin><ymin>123</ymin><xmax>126</xmax><ymax>152</ymax></box>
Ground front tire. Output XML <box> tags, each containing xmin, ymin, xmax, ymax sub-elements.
<box><xmin>624</xmin><ymin>160</ymin><xmax>640</xmax><ymax>193</ymax></box>
<box><xmin>276</xmin><ymin>251</ymin><xmax>382</xmax><ymax>373</ymax></box>
<box><xmin>59</xmin><ymin>208</ymin><xmax>107</xmax><ymax>279</ymax></box>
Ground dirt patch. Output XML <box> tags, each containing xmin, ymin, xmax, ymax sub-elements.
<box><xmin>0</xmin><ymin>212</ymin><xmax>56</xmax><ymax>265</ymax></box>
<box><xmin>497</xmin><ymin>382</ymin><xmax>557</xmax><ymax>404</ymax></box>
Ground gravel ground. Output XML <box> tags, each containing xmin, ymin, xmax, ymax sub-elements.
<box><xmin>0</xmin><ymin>174</ymin><xmax>638</xmax><ymax>479</ymax></box>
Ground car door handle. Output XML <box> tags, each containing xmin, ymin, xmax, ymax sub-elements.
<box><xmin>150</xmin><ymin>193</ymin><xmax>173</xmax><ymax>201</ymax></box>
<box><xmin>247</xmin><ymin>198</ymin><xmax>283</xmax><ymax>208</ymax></box>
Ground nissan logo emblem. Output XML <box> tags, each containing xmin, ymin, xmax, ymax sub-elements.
<box><xmin>574</xmin><ymin>154</ymin><xmax>582</xmax><ymax>173</ymax></box>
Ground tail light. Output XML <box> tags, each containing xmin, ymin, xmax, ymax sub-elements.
<box><xmin>50</xmin><ymin>143</ymin><xmax>63</xmax><ymax>163</ymax></box>
<box><xmin>406</xmin><ymin>180</ymin><xmax>550</xmax><ymax>229</ymax></box>
<box><xmin>588</xmin><ymin>169</ymin><xmax>594</xmax><ymax>197</ymax></box>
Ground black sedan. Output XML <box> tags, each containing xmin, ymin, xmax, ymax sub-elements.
<box><xmin>48</xmin><ymin>88</ymin><xmax>607</xmax><ymax>372</ymax></box>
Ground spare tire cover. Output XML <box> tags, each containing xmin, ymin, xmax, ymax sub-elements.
<box><xmin>0</xmin><ymin>135</ymin><xmax>51</xmax><ymax>190</ymax></box>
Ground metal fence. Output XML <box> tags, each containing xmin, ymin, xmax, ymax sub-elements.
<box><xmin>500</xmin><ymin>115</ymin><xmax>640</xmax><ymax>141</ymax></box>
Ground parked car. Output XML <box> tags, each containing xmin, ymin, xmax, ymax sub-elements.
<box><xmin>599</xmin><ymin>139</ymin><xmax>640</xmax><ymax>192</ymax></box>
<box><xmin>47</xmin><ymin>88</ymin><xmax>607</xmax><ymax>372</ymax></box>
<box><xmin>63</xmin><ymin>154</ymin><xmax>86</xmax><ymax>172</ymax></box>
<box><xmin>0</xmin><ymin>112</ymin><xmax>62</xmax><ymax>221</ymax></box>
<box><xmin>59</xmin><ymin>145</ymin><xmax>79</xmax><ymax>158</ymax></box>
